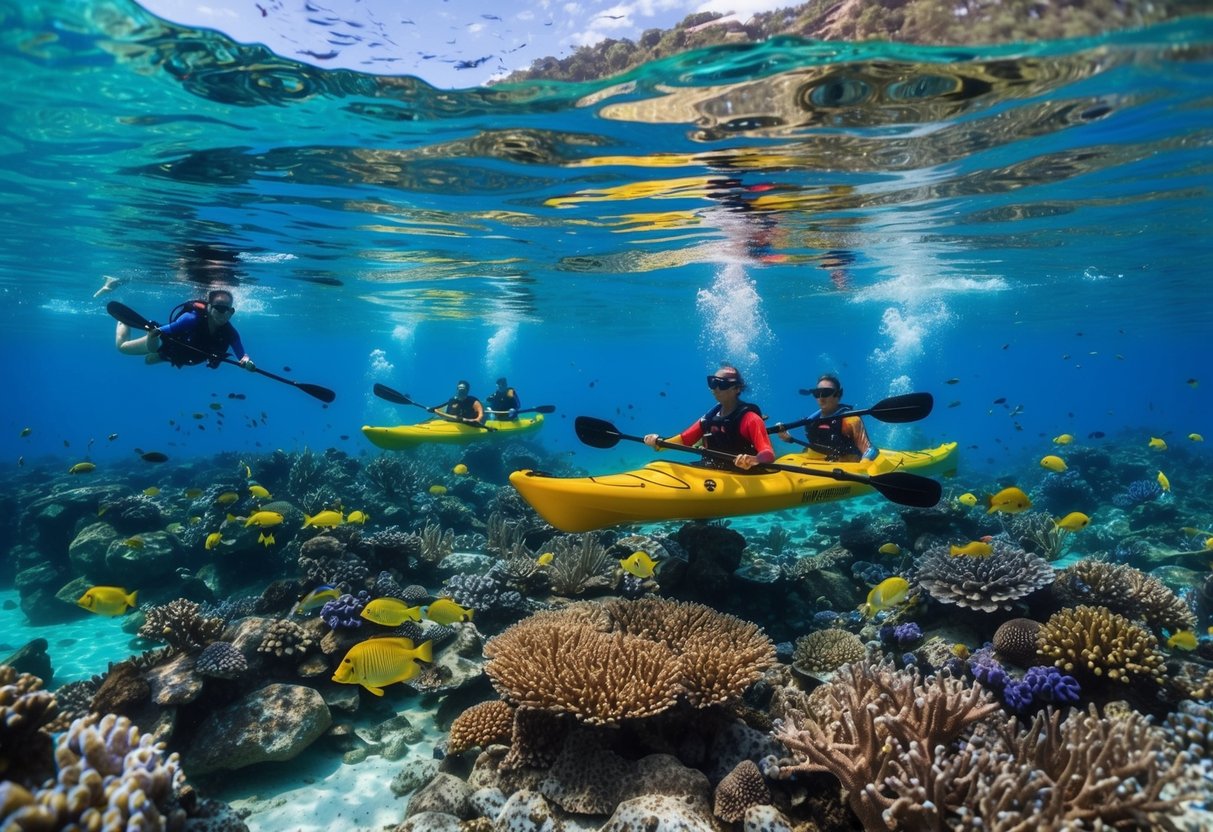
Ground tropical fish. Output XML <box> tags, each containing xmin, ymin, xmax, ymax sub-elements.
<box><xmin>183</xmin><ymin>488</ymin><xmax>204</xmax><ymax>499</ymax></box>
<box><xmin>122</xmin><ymin>537</ymin><xmax>144</xmax><ymax>550</ymax></box>
<box><xmin>303</xmin><ymin>510</ymin><xmax>343</xmax><ymax>528</ymax></box>
<box><xmin>986</xmin><ymin>487</ymin><xmax>1032</xmax><ymax>514</ymax></box>
<box><xmin>107</xmin><ymin>433</ymin><xmax>118</xmax><ymax>441</ymax></box>
<box><xmin>216</xmin><ymin>491</ymin><xmax>240</xmax><ymax>505</ymax></box>
<box><xmin>68</xmin><ymin>462</ymin><xmax>96</xmax><ymax>474</ymax></box>
<box><xmin>951</xmin><ymin>643</ymin><xmax>970</xmax><ymax>660</ymax></box>
<box><xmin>1039</xmin><ymin>455</ymin><xmax>1067</xmax><ymax>473</ymax></box>
<box><xmin>957</xmin><ymin>493</ymin><xmax>978</xmax><ymax>507</ymax></box>
<box><xmin>945</xmin><ymin>377</ymin><xmax>960</xmax><ymax>385</ymax></box>
<box><xmin>249</xmin><ymin>484</ymin><xmax>271</xmax><ymax>499</ymax></box>
<box><xmin>424</xmin><ymin>598</ymin><xmax>474</xmax><ymax>625</ymax></box>
<box><xmin>20</xmin><ymin>427</ymin><xmax>31</xmax><ymax>437</ymax></box>
<box><xmin>1148</xmin><ymin>437</ymin><xmax>1167</xmax><ymax>451</ymax></box>
<box><xmin>877</xmin><ymin>543</ymin><xmax>901</xmax><ymax>556</ymax></box>
<box><xmin>858</xmin><ymin>577</ymin><xmax>910</xmax><ymax>618</ymax></box>
<box><xmin>142</xmin><ymin>487</ymin><xmax>160</xmax><ymax>497</ymax></box>
<box><xmin>209</xmin><ymin>402</ymin><xmax>222</xmax><ymax>411</ymax></box>
<box><xmin>452</xmin><ymin>463</ymin><xmax>469</xmax><ymax>476</ymax></box>
<box><xmin>361</xmin><ymin>598</ymin><xmax>422</xmax><ymax>627</ymax></box>
<box><xmin>1166</xmin><ymin>630</ymin><xmax>1198</xmax><ymax>651</ymax></box>
<box><xmin>346</xmin><ymin>510</ymin><xmax>370</xmax><ymax>525</ymax></box>
<box><xmin>619</xmin><ymin>551</ymin><xmax>659</xmax><ymax>578</ymax></box>
<box><xmin>204</xmin><ymin>531</ymin><xmax>223</xmax><ymax>551</ymax></box>
<box><xmin>1157</xmin><ymin>471</ymin><xmax>1170</xmax><ymax>492</ymax></box>
<box><xmin>1052</xmin><ymin>434</ymin><xmax>1073</xmax><ymax>445</ymax></box>
<box><xmin>1190</xmin><ymin>433</ymin><xmax>1204</xmax><ymax>442</ymax></box>
<box><xmin>76</xmin><ymin>586</ymin><xmax>137</xmax><ymax>617</ymax></box>
<box><xmin>949</xmin><ymin>541</ymin><xmax>993</xmax><ymax>558</ymax></box>
<box><xmin>245</xmin><ymin>510</ymin><xmax>284</xmax><ymax>528</ymax></box>
<box><xmin>428</xmin><ymin>485</ymin><xmax>448</xmax><ymax>496</ymax></box>
<box><xmin>292</xmin><ymin>585</ymin><xmax>341</xmax><ymax>616</ymax></box>
<box><xmin>257</xmin><ymin>532</ymin><xmax>276</xmax><ymax>547</ymax></box>
<box><xmin>536</xmin><ymin>552</ymin><xmax>554</xmax><ymax>566</ymax></box>
<box><xmin>331</xmin><ymin>637</ymin><xmax>433</xmax><ymax>696</ymax></box>
<box><xmin>188</xmin><ymin>516</ymin><xmax>202</xmax><ymax>525</ymax></box>
<box><xmin>1187</xmin><ymin>378</ymin><xmax>1198</xmax><ymax>388</ymax></box>
<box><xmin>139</xmin><ymin>451</ymin><xmax>169</xmax><ymax>463</ymax></box>
<box><xmin>1054</xmin><ymin>512</ymin><xmax>1091</xmax><ymax>532</ymax></box>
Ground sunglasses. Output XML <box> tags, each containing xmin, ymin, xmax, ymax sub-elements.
<box><xmin>210</xmin><ymin>304</ymin><xmax>235</xmax><ymax>314</ymax></box>
<box><xmin>809</xmin><ymin>387</ymin><xmax>839</xmax><ymax>398</ymax></box>
<box><xmin>706</xmin><ymin>375</ymin><xmax>739</xmax><ymax>390</ymax></box>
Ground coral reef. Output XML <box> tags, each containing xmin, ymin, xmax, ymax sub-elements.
<box><xmin>363</xmin><ymin>526</ymin><xmax>423</xmax><ymax>566</ymax></box>
<box><xmin>712</xmin><ymin>759</ymin><xmax>770</xmax><ymax>823</ymax></box>
<box><xmin>320</xmin><ymin>591</ymin><xmax>370</xmax><ymax>629</ymax></box>
<box><xmin>443</xmin><ymin>567</ymin><xmax>525</xmax><ymax>617</ymax></box>
<box><xmin>1037</xmin><ymin>605</ymin><xmax>1166</xmax><ymax>684</ymax></box>
<box><xmin>257</xmin><ymin>619</ymin><xmax>317</xmax><ymax>658</ymax></box>
<box><xmin>914</xmin><ymin>539</ymin><xmax>1054</xmax><ymax>612</ymax></box>
<box><xmin>1054</xmin><ymin>559</ymin><xmax>1196</xmax><ymax>632</ymax></box>
<box><xmin>791</xmin><ymin>628</ymin><xmax>866</xmax><ymax>674</ymax></box>
<box><xmin>138</xmin><ymin>598</ymin><xmax>225</xmax><ymax>652</ymax></box>
<box><xmin>545</xmin><ymin>533</ymin><xmax>614</xmax><ymax>596</ymax></box>
<box><xmin>195</xmin><ymin>641</ymin><xmax>249</xmax><ymax>679</ymax></box>
<box><xmin>1112</xmin><ymin>478</ymin><xmax>1163</xmax><ymax>508</ymax></box>
<box><xmin>0</xmin><ymin>665</ymin><xmax>58</xmax><ymax>787</ymax></box>
<box><xmin>448</xmin><ymin>700</ymin><xmax>515</xmax><ymax>754</ymax></box>
<box><xmin>991</xmin><ymin>617</ymin><xmax>1042</xmax><ymax>666</ymax></box>
<box><xmin>420</xmin><ymin>521</ymin><xmax>455</xmax><ymax>565</ymax></box>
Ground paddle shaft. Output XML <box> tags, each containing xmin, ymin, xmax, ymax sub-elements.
<box><xmin>372</xmin><ymin>383</ymin><xmax>495</xmax><ymax>431</ymax></box>
<box><xmin>485</xmin><ymin>405</ymin><xmax>555</xmax><ymax>415</ymax></box>
<box><xmin>107</xmin><ymin>302</ymin><xmax>335</xmax><ymax>403</ymax></box>
<box><xmin>770</xmin><ymin>392</ymin><xmax>932</xmax><ymax>434</ymax></box>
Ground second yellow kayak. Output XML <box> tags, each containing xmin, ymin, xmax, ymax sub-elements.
<box><xmin>362</xmin><ymin>415</ymin><xmax>544</xmax><ymax>450</ymax></box>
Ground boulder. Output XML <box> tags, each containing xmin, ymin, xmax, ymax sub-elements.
<box><xmin>183</xmin><ymin>683</ymin><xmax>331</xmax><ymax>775</ymax></box>
<box><xmin>67</xmin><ymin>522</ymin><xmax>119</xmax><ymax>579</ymax></box>
<box><xmin>145</xmin><ymin>652</ymin><xmax>204</xmax><ymax>706</ymax></box>
<box><xmin>600</xmin><ymin>793</ymin><xmax>717</xmax><ymax>832</ymax></box>
<box><xmin>104</xmin><ymin>530</ymin><xmax>181</xmax><ymax>584</ymax></box>
<box><xmin>21</xmin><ymin>485</ymin><xmax>127</xmax><ymax>561</ymax></box>
<box><xmin>1</xmin><ymin>639</ymin><xmax>52</xmax><ymax>684</ymax></box>
<box><xmin>404</xmin><ymin>772</ymin><xmax>473</xmax><ymax>820</ymax></box>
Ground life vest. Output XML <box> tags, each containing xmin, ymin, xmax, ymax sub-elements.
<box><xmin>445</xmin><ymin>395</ymin><xmax>481</xmax><ymax>421</ymax></box>
<box><xmin>158</xmin><ymin>299</ymin><xmax>234</xmax><ymax>368</ymax></box>
<box><xmin>698</xmin><ymin>401</ymin><xmax>764</xmax><ymax>457</ymax></box>
<box><xmin>806</xmin><ymin>404</ymin><xmax>861</xmax><ymax>460</ymax></box>
<box><xmin>487</xmin><ymin>388</ymin><xmax>518</xmax><ymax>413</ymax></box>
<box><xmin>168</xmin><ymin>299</ymin><xmax>208</xmax><ymax>323</ymax></box>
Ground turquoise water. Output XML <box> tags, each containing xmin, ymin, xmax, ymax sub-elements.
<box><xmin>3</xmin><ymin>1</ymin><xmax>1213</xmax><ymax>829</ymax></box>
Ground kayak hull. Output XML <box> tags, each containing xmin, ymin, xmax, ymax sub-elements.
<box><xmin>362</xmin><ymin>415</ymin><xmax>544</xmax><ymax>449</ymax></box>
<box><xmin>510</xmin><ymin>443</ymin><xmax>958</xmax><ymax>532</ymax></box>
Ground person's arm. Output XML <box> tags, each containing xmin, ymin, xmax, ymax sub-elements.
<box><xmin>844</xmin><ymin>416</ymin><xmax>878</xmax><ymax>461</ymax></box>
<box><xmin>469</xmin><ymin>399</ymin><xmax>485</xmax><ymax>424</ymax></box>
<box><xmin>643</xmin><ymin>421</ymin><xmax>698</xmax><ymax>450</ymax></box>
<box><xmin>739</xmin><ymin>412</ymin><xmax>776</xmax><ymax>464</ymax></box>
<box><xmin>227</xmin><ymin>325</ymin><xmax>255</xmax><ymax>370</ymax></box>
<box><xmin>155</xmin><ymin>310</ymin><xmax>198</xmax><ymax>339</ymax></box>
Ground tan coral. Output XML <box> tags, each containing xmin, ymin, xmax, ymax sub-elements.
<box><xmin>1037</xmin><ymin>605</ymin><xmax>1165</xmax><ymax>684</ymax></box>
<box><xmin>449</xmin><ymin>700</ymin><xmax>515</xmax><ymax>754</ymax></box>
<box><xmin>791</xmin><ymin>628</ymin><xmax>866</xmax><ymax>674</ymax></box>
<box><xmin>1054</xmin><ymin>560</ymin><xmax>1195</xmax><ymax>631</ymax></box>
<box><xmin>991</xmin><ymin>618</ymin><xmax>1042</xmax><ymax>667</ymax></box>
<box><xmin>713</xmin><ymin>759</ymin><xmax>770</xmax><ymax>823</ymax></box>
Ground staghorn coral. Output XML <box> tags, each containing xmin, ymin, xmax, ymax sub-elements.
<box><xmin>448</xmin><ymin>700</ymin><xmax>515</xmax><ymax>754</ymax></box>
<box><xmin>257</xmin><ymin>619</ymin><xmax>317</xmax><ymax>658</ymax></box>
<box><xmin>419</xmin><ymin>521</ymin><xmax>455</xmax><ymax>565</ymax></box>
<box><xmin>1054</xmin><ymin>559</ymin><xmax>1196</xmax><ymax>632</ymax></box>
<box><xmin>713</xmin><ymin>759</ymin><xmax>770</xmax><ymax>823</ymax></box>
<box><xmin>991</xmin><ymin>617</ymin><xmax>1042</xmax><ymax>667</ymax></box>
<box><xmin>545</xmin><ymin>533</ymin><xmax>614</xmax><ymax>596</ymax></box>
<box><xmin>770</xmin><ymin>660</ymin><xmax>1000</xmax><ymax>831</ymax></box>
<box><xmin>485</xmin><ymin>511</ymin><xmax>530</xmax><ymax>558</ymax></box>
<box><xmin>138</xmin><ymin>598</ymin><xmax>224</xmax><ymax>652</ymax></box>
<box><xmin>0</xmin><ymin>665</ymin><xmax>58</xmax><ymax>787</ymax></box>
<box><xmin>484</xmin><ymin>598</ymin><xmax>775</xmax><ymax>725</ymax></box>
<box><xmin>914</xmin><ymin>539</ymin><xmax>1054</xmax><ymax>612</ymax></box>
<box><xmin>195</xmin><ymin>642</ymin><xmax>249</xmax><ymax>679</ymax></box>
<box><xmin>792</xmin><ymin>629</ymin><xmax>866</xmax><ymax>674</ymax></box>
<box><xmin>1037</xmin><ymin>604</ymin><xmax>1165</xmax><ymax>684</ymax></box>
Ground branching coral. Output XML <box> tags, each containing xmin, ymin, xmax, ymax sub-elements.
<box><xmin>1037</xmin><ymin>604</ymin><xmax>1165</xmax><ymax>684</ymax></box>
<box><xmin>791</xmin><ymin>629</ymin><xmax>866</xmax><ymax>674</ymax></box>
<box><xmin>448</xmin><ymin>700</ymin><xmax>515</xmax><ymax>754</ymax></box>
<box><xmin>257</xmin><ymin>619</ymin><xmax>317</xmax><ymax>658</ymax></box>
<box><xmin>484</xmin><ymin>599</ymin><xmax>775</xmax><ymax>725</ymax></box>
<box><xmin>913</xmin><ymin>539</ymin><xmax>1054</xmax><ymax>612</ymax></box>
<box><xmin>545</xmin><ymin>533</ymin><xmax>613</xmax><ymax>596</ymax></box>
<box><xmin>419</xmin><ymin>521</ymin><xmax>455</xmax><ymax>564</ymax></box>
<box><xmin>1054</xmin><ymin>559</ymin><xmax>1196</xmax><ymax>632</ymax></box>
<box><xmin>138</xmin><ymin>598</ymin><xmax>224</xmax><ymax>652</ymax></box>
<box><xmin>0</xmin><ymin>665</ymin><xmax>58</xmax><ymax>787</ymax></box>
<box><xmin>485</xmin><ymin>511</ymin><xmax>531</xmax><ymax>558</ymax></box>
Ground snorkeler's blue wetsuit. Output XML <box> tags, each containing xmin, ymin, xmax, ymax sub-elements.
<box><xmin>157</xmin><ymin>310</ymin><xmax>246</xmax><ymax>368</ymax></box>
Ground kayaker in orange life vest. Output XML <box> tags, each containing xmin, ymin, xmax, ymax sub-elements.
<box><xmin>643</xmin><ymin>365</ymin><xmax>775</xmax><ymax>471</ymax></box>
<box><xmin>114</xmin><ymin>289</ymin><xmax>255</xmax><ymax>370</ymax></box>
<box><xmin>779</xmin><ymin>373</ymin><xmax>877</xmax><ymax>462</ymax></box>
<box><xmin>439</xmin><ymin>380</ymin><xmax>485</xmax><ymax>425</ymax></box>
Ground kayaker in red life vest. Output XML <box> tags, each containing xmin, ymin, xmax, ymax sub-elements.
<box><xmin>439</xmin><ymin>380</ymin><xmax>485</xmax><ymax>425</ymax></box>
<box><xmin>114</xmin><ymin>289</ymin><xmax>255</xmax><ymax>370</ymax></box>
<box><xmin>643</xmin><ymin>365</ymin><xmax>775</xmax><ymax>471</ymax></box>
<box><xmin>779</xmin><ymin>373</ymin><xmax>877</xmax><ymax>462</ymax></box>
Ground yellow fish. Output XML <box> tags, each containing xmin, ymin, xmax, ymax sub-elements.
<box><xmin>536</xmin><ymin>552</ymin><xmax>554</xmax><ymax>566</ymax></box>
<box><xmin>303</xmin><ymin>510</ymin><xmax>344</xmax><ymax>528</ymax></box>
<box><xmin>204</xmin><ymin>531</ymin><xmax>223</xmax><ymax>551</ymax></box>
<box><xmin>183</xmin><ymin>488</ymin><xmax>204</xmax><ymax>499</ymax></box>
<box><xmin>1039</xmin><ymin>455</ymin><xmax>1067</xmax><ymax>473</ymax></box>
<box><xmin>428</xmin><ymin>485</ymin><xmax>448</xmax><ymax>496</ymax></box>
<box><xmin>877</xmin><ymin>543</ymin><xmax>901</xmax><ymax>556</ymax></box>
<box><xmin>957</xmin><ymin>493</ymin><xmax>978</xmax><ymax>507</ymax></box>
<box><xmin>949</xmin><ymin>541</ymin><xmax>993</xmax><ymax>558</ymax></box>
<box><xmin>1166</xmin><ymin>630</ymin><xmax>1198</xmax><ymax>651</ymax></box>
<box><xmin>244</xmin><ymin>465</ymin><xmax>252</xmax><ymax>478</ymax></box>
<box><xmin>361</xmin><ymin>598</ymin><xmax>423</xmax><ymax>627</ymax></box>
<box><xmin>257</xmin><ymin>532</ymin><xmax>276</xmax><ymax>547</ymax></box>
<box><xmin>452</xmin><ymin>463</ymin><xmax>469</xmax><ymax>476</ymax></box>
<box><xmin>166</xmin><ymin>522</ymin><xmax>183</xmax><ymax>534</ymax></box>
<box><xmin>143</xmin><ymin>487</ymin><xmax>161</xmax><ymax>497</ymax></box>
<box><xmin>859</xmin><ymin>577</ymin><xmax>910</xmax><ymax>618</ymax></box>
<box><xmin>331</xmin><ymin>637</ymin><xmax>433</xmax><ymax>697</ymax></box>
<box><xmin>619</xmin><ymin>551</ymin><xmax>659</xmax><ymax>578</ymax></box>
<box><xmin>188</xmin><ymin>516</ymin><xmax>202</xmax><ymax>525</ymax></box>
<box><xmin>424</xmin><ymin>598</ymin><xmax>474</xmax><ymax>625</ymax></box>
<box><xmin>249</xmin><ymin>485</ymin><xmax>271</xmax><ymax>499</ymax></box>
<box><xmin>1205</xmin><ymin>537</ymin><xmax>1213</xmax><ymax>551</ymax></box>
<box><xmin>1054</xmin><ymin>511</ymin><xmax>1091</xmax><ymax>532</ymax></box>
<box><xmin>986</xmin><ymin>487</ymin><xmax>1032</xmax><ymax>514</ymax></box>
<box><xmin>292</xmin><ymin>585</ymin><xmax>341</xmax><ymax>616</ymax></box>
<box><xmin>122</xmin><ymin>537</ymin><xmax>144</xmax><ymax>550</ymax></box>
<box><xmin>245</xmin><ymin>510</ymin><xmax>284</xmax><ymax>528</ymax></box>
<box><xmin>951</xmin><ymin>643</ymin><xmax>970</xmax><ymax>660</ymax></box>
<box><xmin>1189</xmin><ymin>433</ymin><xmax>1204</xmax><ymax>442</ymax></box>
<box><xmin>68</xmin><ymin>462</ymin><xmax>96</xmax><ymax>474</ymax></box>
<box><xmin>76</xmin><ymin>586</ymin><xmax>137</xmax><ymax>617</ymax></box>
<box><xmin>216</xmin><ymin>491</ymin><xmax>240</xmax><ymax>505</ymax></box>
<box><xmin>1052</xmin><ymin>434</ymin><xmax>1073</xmax><ymax>445</ymax></box>
<box><xmin>1157</xmin><ymin>471</ymin><xmax>1170</xmax><ymax>492</ymax></box>
<box><xmin>1148</xmin><ymin>437</ymin><xmax>1167</xmax><ymax>451</ymax></box>
<box><xmin>346</xmin><ymin>510</ymin><xmax>370</xmax><ymax>525</ymax></box>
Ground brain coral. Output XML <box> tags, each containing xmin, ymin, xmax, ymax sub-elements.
<box><xmin>992</xmin><ymin>618</ymin><xmax>1043</xmax><ymax>667</ymax></box>
<box><xmin>914</xmin><ymin>539</ymin><xmax>1054</xmax><ymax>612</ymax></box>
<box><xmin>1038</xmin><ymin>605</ymin><xmax>1165</xmax><ymax>684</ymax></box>
<box><xmin>448</xmin><ymin>699</ymin><xmax>515</xmax><ymax>754</ymax></box>
<box><xmin>484</xmin><ymin>598</ymin><xmax>774</xmax><ymax>725</ymax></box>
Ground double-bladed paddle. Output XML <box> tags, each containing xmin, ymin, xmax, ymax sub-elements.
<box><xmin>372</xmin><ymin>383</ymin><xmax>496</xmax><ymax>431</ymax></box>
<box><xmin>574</xmin><ymin>415</ymin><xmax>942</xmax><ymax>508</ymax></box>
<box><xmin>107</xmin><ymin>301</ymin><xmax>336</xmax><ymax>403</ymax></box>
<box><xmin>770</xmin><ymin>392</ymin><xmax>933</xmax><ymax>434</ymax></box>
<box><xmin>485</xmin><ymin>405</ymin><xmax>556</xmax><ymax>416</ymax></box>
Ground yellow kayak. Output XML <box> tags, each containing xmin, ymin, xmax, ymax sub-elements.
<box><xmin>362</xmin><ymin>415</ymin><xmax>544</xmax><ymax>450</ymax></box>
<box><xmin>510</xmin><ymin>442</ymin><xmax>958</xmax><ymax>532</ymax></box>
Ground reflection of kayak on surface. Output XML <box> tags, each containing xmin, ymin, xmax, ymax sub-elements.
<box><xmin>509</xmin><ymin>442</ymin><xmax>958</xmax><ymax>533</ymax></box>
<box><xmin>362</xmin><ymin>415</ymin><xmax>544</xmax><ymax>450</ymax></box>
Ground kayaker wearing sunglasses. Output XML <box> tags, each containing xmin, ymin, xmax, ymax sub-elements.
<box><xmin>114</xmin><ymin>289</ymin><xmax>255</xmax><ymax>371</ymax></box>
<box><xmin>643</xmin><ymin>365</ymin><xmax>775</xmax><ymax>471</ymax></box>
<box><xmin>778</xmin><ymin>373</ymin><xmax>877</xmax><ymax>462</ymax></box>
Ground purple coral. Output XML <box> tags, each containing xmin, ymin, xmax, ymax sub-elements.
<box><xmin>1002</xmin><ymin>680</ymin><xmax>1034</xmax><ymax>711</ymax></box>
<box><xmin>1022</xmin><ymin>665</ymin><xmax>1081</xmax><ymax>704</ymax></box>
<box><xmin>320</xmin><ymin>590</ymin><xmax>369</xmax><ymax>629</ymax></box>
<box><xmin>968</xmin><ymin>646</ymin><xmax>1008</xmax><ymax>690</ymax></box>
<box><xmin>1112</xmin><ymin>479</ymin><xmax>1163</xmax><ymax>508</ymax></box>
<box><xmin>879</xmin><ymin>622</ymin><xmax>923</xmax><ymax>646</ymax></box>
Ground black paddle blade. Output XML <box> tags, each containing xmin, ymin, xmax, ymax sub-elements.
<box><xmin>575</xmin><ymin>416</ymin><xmax>623</xmax><ymax>449</ymax></box>
<box><xmin>107</xmin><ymin>301</ymin><xmax>152</xmax><ymax>330</ymax></box>
<box><xmin>298</xmin><ymin>382</ymin><xmax>337</xmax><ymax>404</ymax></box>
<box><xmin>372</xmin><ymin>383</ymin><xmax>413</xmax><ymax>406</ymax></box>
<box><xmin>869</xmin><ymin>392</ymin><xmax>934</xmax><ymax>423</ymax></box>
<box><xmin>529</xmin><ymin>405</ymin><xmax>557</xmax><ymax>414</ymax></box>
<box><xmin>868</xmin><ymin>472</ymin><xmax>942</xmax><ymax>508</ymax></box>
